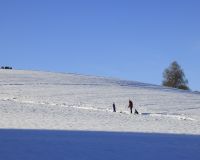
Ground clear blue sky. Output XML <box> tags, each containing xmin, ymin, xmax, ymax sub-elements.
<box><xmin>0</xmin><ymin>0</ymin><xmax>200</xmax><ymax>90</ymax></box>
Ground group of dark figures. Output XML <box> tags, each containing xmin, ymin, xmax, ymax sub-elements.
<box><xmin>112</xmin><ymin>100</ymin><xmax>139</xmax><ymax>114</ymax></box>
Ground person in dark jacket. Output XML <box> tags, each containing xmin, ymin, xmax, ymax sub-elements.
<box><xmin>128</xmin><ymin>100</ymin><xmax>133</xmax><ymax>114</ymax></box>
<box><xmin>128</xmin><ymin>99</ymin><xmax>139</xmax><ymax>114</ymax></box>
<box><xmin>113</xmin><ymin>103</ymin><xmax>116</xmax><ymax>112</ymax></box>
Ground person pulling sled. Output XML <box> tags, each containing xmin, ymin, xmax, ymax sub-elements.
<box><xmin>128</xmin><ymin>99</ymin><xmax>139</xmax><ymax>114</ymax></box>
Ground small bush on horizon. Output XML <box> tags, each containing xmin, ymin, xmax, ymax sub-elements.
<box><xmin>1</xmin><ymin>66</ymin><xmax>12</xmax><ymax>69</ymax></box>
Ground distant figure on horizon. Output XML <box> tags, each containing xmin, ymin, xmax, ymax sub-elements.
<box><xmin>128</xmin><ymin>100</ymin><xmax>133</xmax><ymax>114</ymax></box>
<box><xmin>113</xmin><ymin>103</ymin><xmax>116</xmax><ymax>112</ymax></box>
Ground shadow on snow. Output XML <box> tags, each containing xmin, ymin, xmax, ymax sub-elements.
<box><xmin>0</xmin><ymin>129</ymin><xmax>200</xmax><ymax>160</ymax></box>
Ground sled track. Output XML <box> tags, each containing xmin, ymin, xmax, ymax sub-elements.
<box><xmin>1</xmin><ymin>97</ymin><xmax>196</xmax><ymax>122</ymax></box>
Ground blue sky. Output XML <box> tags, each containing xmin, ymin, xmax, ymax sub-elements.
<box><xmin>0</xmin><ymin>0</ymin><xmax>200</xmax><ymax>90</ymax></box>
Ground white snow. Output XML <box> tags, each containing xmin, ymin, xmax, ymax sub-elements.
<box><xmin>0</xmin><ymin>69</ymin><xmax>200</xmax><ymax>160</ymax></box>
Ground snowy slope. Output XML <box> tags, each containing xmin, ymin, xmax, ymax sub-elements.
<box><xmin>0</xmin><ymin>69</ymin><xmax>200</xmax><ymax>160</ymax></box>
<box><xmin>0</xmin><ymin>69</ymin><xmax>200</xmax><ymax>134</ymax></box>
<box><xmin>0</xmin><ymin>70</ymin><xmax>200</xmax><ymax>134</ymax></box>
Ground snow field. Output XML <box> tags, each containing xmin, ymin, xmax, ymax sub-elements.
<box><xmin>0</xmin><ymin>69</ymin><xmax>200</xmax><ymax>160</ymax></box>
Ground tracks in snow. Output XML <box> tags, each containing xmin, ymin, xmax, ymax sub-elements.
<box><xmin>1</xmin><ymin>97</ymin><xmax>196</xmax><ymax>121</ymax></box>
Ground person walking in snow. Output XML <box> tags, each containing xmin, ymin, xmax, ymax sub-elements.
<box><xmin>128</xmin><ymin>100</ymin><xmax>133</xmax><ymax>114</ymax></box>
<box><xmin>113</xmin><ymin>103</ymin><xmax>116</xmax><ymax>112</ymax></box>
<box><xmin>128</xmin><ymin>99</ymin><xmax>139</xmax><ymax>114</ymax></box>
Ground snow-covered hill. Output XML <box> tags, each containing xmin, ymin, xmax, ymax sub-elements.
<box><xmin>1</xmin><ymin>69</ymin><xmax>199</xmax><ymax>134</ymax></box>
<box><xmin>0</xmin><ymin>69</ymin><xmax>200</xmax><ymax>160</ymax></box>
